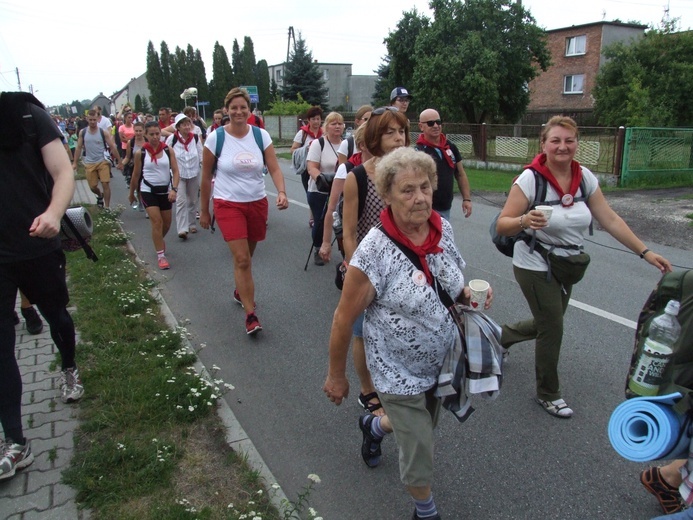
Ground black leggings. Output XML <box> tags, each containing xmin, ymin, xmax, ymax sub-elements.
<box><xmin>0</xmin><ymin>250</ymin><xmax>76</xmax><ymax>443</ymax></box>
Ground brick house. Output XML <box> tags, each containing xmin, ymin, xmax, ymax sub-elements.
<box><xmin>526</xmin><ymin>21</ymin><xmax>647</xmax><ymax>125</ymax></box>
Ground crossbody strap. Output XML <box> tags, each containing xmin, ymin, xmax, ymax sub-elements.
<box><xmin>376</xmin><ymin>224</ymin><xmax>455</xmax><ymax>309</ymax></box>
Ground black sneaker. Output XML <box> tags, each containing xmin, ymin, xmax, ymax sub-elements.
<box><xmin>412</xmin><ymin>510</ymin><xmax>442</xmax><ymax>520</ymax></box>
<box><xmin>359</xmin><ymin>414</ymin><xmax>383</xmax><ymax>468</ymax></box>
<box><xmin>96</xmin><ymin>196</ymin><xmax>104</xmax><ymax>208</ymax></box>
<box><xmin>21</xmin><ymin>306</ymin><xmax>43</xmax><ymax>335</ymax></box>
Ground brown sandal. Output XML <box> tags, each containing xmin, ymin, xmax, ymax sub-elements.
<box><xmin>640</xmin><ymin>466</ymin><xmax>685</xmax><ymax>514</ymax></box>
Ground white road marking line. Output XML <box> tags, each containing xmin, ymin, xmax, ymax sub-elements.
<box><xmin>569</xmin><ymin>299</ymin><xmax>637</xmax><ymax>329</ymax></box>
<box><xmin>267</xmin><ymin>191</ymin><xmax>309</xmax><ymax>209</ymax></box>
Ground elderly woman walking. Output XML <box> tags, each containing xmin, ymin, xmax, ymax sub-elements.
<box><xmin>324</xmin><ymin>147</ymin><xmax>492</xmax><ymax>520</ymax></box>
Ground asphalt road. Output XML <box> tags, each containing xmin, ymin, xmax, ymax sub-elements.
<box><xmin>108</xmin><ymin>160</ymin><xmax>692</xmax><ymax>520</ymax></box>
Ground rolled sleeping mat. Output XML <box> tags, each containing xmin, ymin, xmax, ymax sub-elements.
<box><xmin>608</xmin><ymin>393</ymin><xmax>690</xmax><ymax>462</ymax></box>
<box><xmin>60</xmin><ymin>207</ymin><xmax>93</xmax><ymax>241</ymax></box>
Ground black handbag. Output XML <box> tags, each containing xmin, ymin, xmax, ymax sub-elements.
<box><xmin>315</xmin><ymin>172</ymin><xmax>335</xmax><ymax>192</ymax></box>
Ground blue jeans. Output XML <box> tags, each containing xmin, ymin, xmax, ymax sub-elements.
<box><xmin>652</xmin><ymin>508</ymin><xmax>693</xmax><ymax>520</ymax></box>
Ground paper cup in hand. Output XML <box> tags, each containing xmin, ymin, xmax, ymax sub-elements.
<box><xmin>468</xmin><ymin>279</ymin><xmax>490</xmax><ymax>309</ymax></box>
<box><xmin>535</xmin><ymin>205</ymin><xmax>553</xmax><ymax>221</ymax></box>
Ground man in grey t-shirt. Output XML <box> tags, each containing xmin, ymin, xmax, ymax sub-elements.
<box><xmin>72</xmin><ymin>109</ymin><xmax>122</xmax><ymax>208</ymax></box>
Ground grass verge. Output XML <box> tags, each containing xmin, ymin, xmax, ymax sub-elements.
<box><xmin>63</xmin><ymin>208</ymin><xmax>322</xmax><ymax>520</ymax></box>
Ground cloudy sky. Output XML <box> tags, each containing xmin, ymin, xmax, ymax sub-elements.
<box><xmin>1</xmin><ymin>0</ymin><xmax>691</xmax><ymax>107</ymax></box>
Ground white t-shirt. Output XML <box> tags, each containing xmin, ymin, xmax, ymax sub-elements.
<box><xmin>512</xmin><ymin>166</ymin><xmax>599</xmax><ymax>272</ymax></box>
<box><xmin>350</xmin><ymin>218</ymin><xmax>466</xmax><ymax>395</ymax></box>
<box><xmin>335</xmin><ymin>162</ymin><xmax>349</xmax><ymax>181</ymax></box>
<box><xmin>204</xmin><ymin>125</ymin><xmax>272</xmax><ymax>203</ymax></box>
<box><xmin>97</xmin><ymin>116</ymin><xmax>112</xmax><ymax>132</ymax></box>
<box><xmin>337</xmin><ymin>137</ymin><xmax>360</xmax><ymax>159</ymax></box>
<box><xmin>293</xmin><ymin>129</ymin><xmax>317</xmax><ymax>147</ymax></box>
<box><xmin>306</xmin><ymin>137</ymin><xmax>340</xmax><ymax>194</ymax></box>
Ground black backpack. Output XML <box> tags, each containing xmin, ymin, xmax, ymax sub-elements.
<box><xmin>626</xmin><ymin>270</ymin><xmax>693</xmax><ymax>413</ymax></box>
<box><xmin>334</xmin><ymin>163</ymin><xmax>368</xmax><ymax>239</ymax></box>
<box><xmin>489</xmin><ymin>168</ymin><xmax>589</xmax><ymax>257</ymax></box>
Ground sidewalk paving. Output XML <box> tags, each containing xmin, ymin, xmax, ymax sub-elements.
<box><xmin>1</xmin><ymin>179</ymin><xmax>286</xmax><ymax>518</ymax></box>
<box><xmin>0</xmin><ymin>182</ymin><xmax>95</xmax><ymax>519</ymax></box>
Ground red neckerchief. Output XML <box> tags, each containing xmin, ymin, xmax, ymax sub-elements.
<box><xmin>525</xmin><ymin>153</ymin><xmax>583</xmax><ymax>207</ymax></box>
<box><xmin>158</xmin><ymin>119</ymin><xmax>169</xmax><ymax>130</ymax></box>
<box><xmin>380</xmin><ymin>207</ymin><xmax>443</xmax><ymax>286</ymax></box>
<box><xmin>416</xmin><ymin>133</ymin><xmax>455</xmax><ymax>169</ymax></box>
<box><xmin>175</xmin><ymin>131</ymin><xmax>194</xmax><ymax>151</ymax></box>
<box><xmin>143</xmin><ymin>142</ymin><xmax>166</xmax><ymax>164</ymax></box>
<box><xmin>348</xmin><ymin>152</ymin><xmax>363</xmax><ymax>168</ymax></box>
<box><xmin>300</xmin><ymin>125</ymin><xmax>323</xmax><ymax>140</ymax></box>
<box><xmin>210</xmin><ymin>123</ymin><xmax>220</xmax><ymax>131</ymax></box>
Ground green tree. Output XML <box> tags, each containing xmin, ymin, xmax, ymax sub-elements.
<box><xmin>158</xmin><ymin>42</ymin><xmax>175</xmax><ymax>109</ymax></box>
<box><xmin>255</xmin><ymin>59</ymin><xmax>271</xmax><ymax>111</ymax></box>
<box><xmin>237</xmin><ymin>36</ymin><xmax>256</xmax><ymax>87</ymax></box>
<box><xmin>231</xmin><ymin>39</ymin><xmax>242</xmax><ymax>78</ymax></box>
<box><xmin>146</xmin><ymin>41</ymin><xmax>165</xmax><ymax>111</ymax></box>
<box><xmin>134</xmin><ymin>94</ymin><xmax>151</xmax><ymax>114</ymax></box>
<box><xmin>410</xmin><ymin>0</ymin><xmax>550</xmax><ymax>123</ymax></box>
<box><xmin>374</xmin><ymin>9</ymin><xmax>430</xmax><ymax>111</ymax></box>
<box><xmin>372</xmin><ymin>58</ymin><xmax>392</xmax><ymax>107</ymax></box>
<box><xmin>594</xmin><ymin>22</ymin><xmax>693</xmax><ymax>127</ymax></box>
<box><xmin>192</xmin><ymin>48</ymin><xmax>209</xmax><ymax>106</ymax></box>
<box><xmin>264</xmin><ymin>93</ymin><xmax>311</xmax><ymax>115</ymax></box>
<box><xmin>209</xmin><ymin>41</ymin><xmax>235</xmax><ymax>110</ymax></box>
<box><xmin>280</xmin><ymin>34</ymin><xmax>328</xmax><ymax>107</ymax></box>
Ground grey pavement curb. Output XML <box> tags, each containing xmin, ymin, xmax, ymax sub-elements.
<box><xmin>123</xmin><ymin>239</ymin><xmax>291</xmax><ymax>513</ymax></box>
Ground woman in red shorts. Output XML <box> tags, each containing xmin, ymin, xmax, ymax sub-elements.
<box><xmin>199</xmin><ymin>87</ymin><xmax>288</xmax><ymax>335</ymax></box>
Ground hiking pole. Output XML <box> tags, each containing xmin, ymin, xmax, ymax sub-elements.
<box><xmin>304</xmin><ymin>244</ymin><xmax>314</xmax><ymax>271</ymax></box>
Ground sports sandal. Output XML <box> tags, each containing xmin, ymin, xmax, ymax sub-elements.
<box><xmin>641</xmin><ymin>466</ymin><xmax>685</xmax><ymax>515</ymax></box>
<box><xmin>358</xmin><ymin>392</ymin><xmax>383</xmax><ymax>414</ymax></box>
<box><xmin>359</xmin><ymin>414</ymin><xmax>383</xmax><ymax>468</ymax></box>
<box><xmin>535</xmin><ymin>397</ymin><xmax>573</xmax><ymax>418</ymax></box>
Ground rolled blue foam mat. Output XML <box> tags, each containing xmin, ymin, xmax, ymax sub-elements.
<box><xmin>608</xmin><ymin>393</ymin><xmax>689</xmax><ymax>462</ymax></box>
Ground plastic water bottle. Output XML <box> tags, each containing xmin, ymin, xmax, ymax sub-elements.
<box><xmin>131</xmin><ymin>200</ymin><xmax>139</xmax><ymax>210</ymax></box>
<box><xmin>628</xmin><ymin>300</ymin><xmax>681</xmax><ymax>396</ymax></box>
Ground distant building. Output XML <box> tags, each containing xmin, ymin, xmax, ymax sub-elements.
<box><xmin>526</xmin><ymin>21</ymin><xmax>647</xmax><ymax>125</ymax></box>
<box><xmin>111</xmin><ymin>73</ymin><xmax>151</xmax><ymax>114</ymax></box>
<box><xmin>89</xmin><ymin>93</ymin><xmax>112</xmax><ymax>116</ymax></box>
<box><xmin>268</xmin><ymin>61</ymin><xmax>376</xmax><ymax>111</ymax></box>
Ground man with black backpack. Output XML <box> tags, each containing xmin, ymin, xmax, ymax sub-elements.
<box><xmin>0</xmin><ymin>92</ymin><xmax>83</xmax><ymax>481</ymax></box>
<box><xmin>72</xmin><ymin>109</ymin><xmax>123</xmax><ymax>209</ymax></box>
<box><xmin>415</xmin><ymin>108</ymin><xmax>472</xmax><ymax>220</ymax></box>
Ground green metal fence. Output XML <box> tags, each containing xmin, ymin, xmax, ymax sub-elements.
<box><xmin>621</xmin><ymin>127</ymin><xmax>693</xmax><ymax>187</ymax></box>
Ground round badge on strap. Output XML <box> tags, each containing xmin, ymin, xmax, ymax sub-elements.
<box><xmin>412</xmin><ymin>270</ymin><xmax>427</xmax><ymax>287</ymax></box>
<box><xmin>561</xmin><ymin>193</ymin><xmax>574</xmax><ymax>206</ymax></box>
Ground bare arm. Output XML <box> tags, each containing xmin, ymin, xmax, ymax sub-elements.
<box><xmin>168</xmin><ymin>148</ymin><xmax>180</xmax><ymax>203</ymax></box>
<box><xmin>123</xmin><ymin>139</ymin><xmax>133</xmax><ymax>165</ymax></box>
<box><xmin>588</xmin><ymin>187</ymin><xmax>671</xmax><ymax>273</ymax></box>
<box><xmin>160</xmin><ymin>124</ymin><xmax>174</xmax><ymax>137</ymax></box>
<box><xmin>342</xmin><ymin>172</ymin><xmax>360</xmax><ymax>263</ymax></box>
<box><xmin>128</xmin><ymin>151</ymin><xmax>143</xmax><ymax>203</ymax></box>
<box><xmin>323</xmin><ymin>266</ymin><xmax>376</xmax><ymax>404</ymax></box>
<box><xmin>105</xmin><ymin>132</ymin><xmax>123</xmax><ymax>169</ymax></box>
<box><xmin>71</xmin><ymin>132</ymin><xmax>84</xmax><ymax>169</ymax></box>
<box><xmin>199</xmin><ymin>147</ymin><xmax>216</xmax><ymax>229</ymax></box>
<box><xmin>320</xmin><ymin>177</ymin><xmax>346</xmax><ymax>261</ymax></box>
<box><xmin>496</xmin><ymin>184</ymin><xmax>549</xmax><ymax>235</ymax></box>
<box><xmin>456</xmin><ymin>162</ymin><xmax>472</xmax><ymax>218</ymax></box>
<box><xmin>31</xmin><ymin>138</ymin><xmax>75</xmax><ymax>238</ymax></box>
<box><xmin>263</xmin><ymin>144</ymin><xmax>288</xmax><ymax>210</ymax></box>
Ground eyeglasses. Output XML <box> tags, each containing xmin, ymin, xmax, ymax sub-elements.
<box><xmin>395</xmin><ymin>97</ymin><xmax>411</xmax><ymax>103</ymax></box>
<box><xmin>372</xmin><ymin>106</ymin><xmax>399</xmax><ymax>116</ymax></box>
<box><xmin>420</xmin><ymin>119</ymin><xmax>442</xmax><ymax>127</ymax></box>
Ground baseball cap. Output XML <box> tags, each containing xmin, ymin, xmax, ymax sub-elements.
<box><xmin>174</xmin><ymin>113</ymin><xmax>190</xmax><ymax>128</ymax></box>
<box><xmin>390</xmin><ymin>87</ymin><xmax>413</xmax><ymax>102</ymax></box>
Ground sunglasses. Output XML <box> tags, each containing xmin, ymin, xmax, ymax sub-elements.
<box><xmin>372</xmin><ymin>106</ymin><xmax>399</xmax><ymax>116</ymax></box>
<box><xmin>420</xmin><ymin>119</ymin><xmax>442</xmax><ymax>127</ymax></box>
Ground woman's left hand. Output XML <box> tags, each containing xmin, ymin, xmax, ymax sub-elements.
<box><xmin>461</xmin><ymin>285</ymin><xmax>494</xmax><ymax>310</ymax></box>
<box><xmin>276</xmin><ymin>192</ymin><xmax>288</xmax><ymax>210</ymax></box>
<box><xmin>644</xmin><ymin>251</ymin><xmax>673</xmax><ymax>274</ymax></box>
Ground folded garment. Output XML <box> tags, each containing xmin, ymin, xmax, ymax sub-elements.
<box><xmin>608</xmin><ymin>393</ymin><xmax>690</xmax><ymax>462</ymax></box>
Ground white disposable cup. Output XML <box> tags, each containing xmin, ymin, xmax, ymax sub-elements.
<box><xmin>535</xmin><ymin>205</ymin><xmax>553</xmax><ymax>222</ymax></box>
<box><xmin>468</xmin><ymin>279</ymin><xmax>490</xmax><ymax>309</ymax></box>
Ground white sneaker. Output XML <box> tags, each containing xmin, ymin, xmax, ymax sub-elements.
<box><xmin>0</xmin><ymin>440</ymin><xmax>34</xmax><ymax>480</ymax></box>
<box><xmin>60</xmin><ymin>367</ymin><xmax>84</xmax><ymax>403</ymax></box>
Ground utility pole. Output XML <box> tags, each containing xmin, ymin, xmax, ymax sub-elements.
<box><xmin>15</xmin><ymin>67</ymin><xmax>21</xmax><ymax>91</ymax></box>
<box><xmin>286</xmin><ymin>26</ymin><xmax>295</xmax><ymax>64</ymax></box>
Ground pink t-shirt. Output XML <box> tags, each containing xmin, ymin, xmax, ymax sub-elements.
<box><xmin>119</xmin><ymin>124</ymin><xmax>135</xmax><ymax>149</ymax></box>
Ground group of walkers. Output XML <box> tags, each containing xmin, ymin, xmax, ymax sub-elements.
<box><xmin>0</xmin><ymin>85</ymin><xmax>680</xmax><ymax>520</ymax></box>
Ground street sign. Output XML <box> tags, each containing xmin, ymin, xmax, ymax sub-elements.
<box><xmin>197</xmin><ymin>101</ymin><xmax>210</xmax><ymax>106</ymax></box>
<box><xmin>241</xmin><ymin>85</ymin><xmax>260</xmax><ymax>104</ymax></box>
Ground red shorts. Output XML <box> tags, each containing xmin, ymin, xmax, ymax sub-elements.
<box><xmin>214</xmin><ymin>198</ymin><xmax>268</xmax><ymax>242</ymax></box>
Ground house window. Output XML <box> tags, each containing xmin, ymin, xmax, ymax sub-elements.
<box><xmin>275</xmin><ymin>69</ymin><xmax>282</xmax><ymax>80</ymax></box>
<box><xmin>566</xmin><ymin>35</ymin><xmax>586</xmax><ymax>56</ymax></box>
<box><xmin>564</xmin><ymin>74</ymin><xmax>585</xmax><ymax>94</ymax></box>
